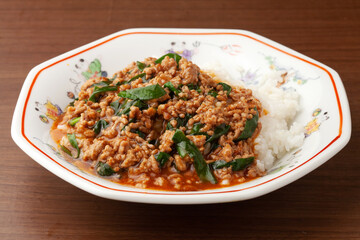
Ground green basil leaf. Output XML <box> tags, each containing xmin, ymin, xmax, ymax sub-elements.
<box><xmin>136</xmin><ymin>61</ymin><xmax>148</xmax><ymax>72</ymax></box>
<box><xmin>68</xmin><ymin>117</ymin><xmax>80</xmax><ymax>126</ymax></box>
<box><xmin>176</xmin><ymin>141</ymin><xmax>188</xmax><ymax>158</ymax></box>
<box><xmin>206</xmin><ymin>123</ymin><xmax>230</xmax><ymax>143</ymax></box>
<box><xmin>128</xmin><ymin>73</ymin><xmax>146</xmax><ymax>84</ymax></box>
<box><xmin>68</xmin><ymin>98</ymin><xmax>79</xmax><ymax>107</ymax></box>
<box><xmin>218</xmin><ymin>82</ymin><xmax>232</xmax><ymax>96</ymax></box>
<box><xmin>190</xmin><ymin>122</ymin><xmax>204</xmax><ymax>134</ymax></box>
<box><xmin>91</xmin><ymin>80</ymin><xmax>112</xmax><ymax>87</ymax></box>
<box><xmin>155</xmin><ymin>53</ymin><xmax>182</xmax><ymax>65</ymax></box>
<box><xmin>96</xmin><ymin>162</ymin><xmax>115</xmax><ymax>176</ymax></box>
<box><xmin>131</xmin><ymin>129</ymin><xmax>146</xmax><ymax>139</ymax></box>
<box><xmin>188</xmin><ymin>83</ymin><xmax>201</xmax><ymax>93</ymax></box>
<box><xmin>172</xmin><ymin>130</ymin><xmax>217</xmax><ymax>183</ymax></box>
<box><xmin>60</xmin><ymin>144</ymin><xmax>72</xmax><ymax>157</ymax></box>
<box><xmin>164</xmin><ymin>82</ymin><xmax>181</xmax><ymax>95</ymax></box>
<box><xmin>208</xmin><ymin>89</ymin><xmax>218</xmax><ymax>98</ymax></box>
<box><xmin>93</xmin><ymin>119</ymin><xmax>109</xmax><ymax>135</ymax></box>
<box><xmin>154</xmin><ymin>152</ymin><xmax>171</xmax><ymax>168</ymax></box>
<box><xmin>67</xmin><ymin>133</ymin><xmax>80</xmax><ymax>158</ymax></box>
<box><xmin>110</xmin><ymin>99</ymin><xmax>147</xmax><ymax>116</ymax></box>
<box><xmin>236</xmin><ymin>108</ymin><xmax>259</xmax><ymax>141</ymax></box>
<box><xmin>166</xmin><ymin>114</ymin><xmax>192</xmax><ymax>130</ymax></box>
<box><xmin>211</xmin><ymin>157</ymin><xmax>254</xmax><ymax>171</ymax></box>
<box><xmin>110</xmin><ymin>99</ymin><xmax>122</xmax><ymax>116</ymax></box>
<box><xmin>118</xmin><ymin>84</ymin><xmax>166</xmax><ymax>100</ymax></box>
<box><xmin>89</xmin><ymin>86</ymin><xmax>118</xmax><ymax>102</ymax></box>
<box><xmin>109</xmin><ymin>74</ymin><xmax>118</xmax><ymax>81</ymax></box>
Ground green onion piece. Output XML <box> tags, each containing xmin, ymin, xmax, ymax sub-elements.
<box><xmin>60</xmin><ymin>144</ymin><xmax>72</xmax><ymax>157</ymax></box>
<box><xmin>218</xmin><ymin>82</ymin><xmax>232</xmax><ymax>96</ymax></box>
<box><xmin>206</xmin><ymin>123</ymin><xmax>230</xmax><ymax>143</ymax></box>
<box><xmin>172</xmin><ymin>130</ymin><xmax>217</xmax><ymax>184</ymax></box>
<box><xmin>89</xmin><ymin>86</ymin><xmax>118</xmax><ymax>102</ymax></box>
<box><xmin>118</xmin><ymin>84</ymin><xmax>166</xmax><ymax>100</ymax></box>
<box><xmin>136</xmin><ymin>61</ymin><xmax>147</xmax><ymax>72</ymax></box>
<box><xmin>68</xmin><ymin>117</ymin><xmax>80</xmax><ymax>126</ymax></box>
<box><xmin>211</xmin><ymin>157</ymin><xmax>254</xmax><ymax>171</ymax></box>
<box><xmin>93</xmin><ymin>119</ymin><xmax>109</xmax><ymax>135</ymax></box>
<box><xmin>67</xmin><ymin>133</ymin><xmax>80</xmax><ymax>158</ymax></box>
<box><xmin>96</xmin><ymin>162</ymin><xmax>115</xmax><ymax>176</ymax></box>
<box><xmin>155</xmin><ymin>53</ymin><xmax>182</xmax><ymax>65</ymax></box>
<box><xmin>236</xmin><ymin>108</ymin><xmax>259</xmax><ymax>141</ymax></box>
<box><xmin>208</xmin><ymin>89</ymin><xmax>218</xmax><ymax>98</ymax></box>
<box><xmin>164</xmin><ymin>82</ymin><xmax>181</xmax><ymax>95</ymax></box>
<box><xmin>154</xmin><ymin>152</ymin><xmax>171</xmax><ymax>168</ymax></box>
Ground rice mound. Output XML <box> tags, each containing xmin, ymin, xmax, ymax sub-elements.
<box><xmin>202</xmin><ymin>64</ymin><xmax>304</xmax><ymax>172</ymax></box>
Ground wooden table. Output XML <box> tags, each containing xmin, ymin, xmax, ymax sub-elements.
<box><xmin>1</xmin><ymin>0</ymin><xmax>359</xmax><ymax>239</ymax></box>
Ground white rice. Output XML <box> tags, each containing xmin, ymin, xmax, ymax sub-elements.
<box><xmin>202</xmin><ymin>63</ymin><xmax>304</xmax><ymax>172</ymax></box>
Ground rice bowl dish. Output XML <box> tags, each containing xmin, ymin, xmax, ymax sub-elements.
<box><xmin>50</xmin><ymin>53</ymin><xmax>304</xmax><ymax>191</ymax></box>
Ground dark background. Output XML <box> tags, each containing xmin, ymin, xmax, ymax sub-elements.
<box><xmin>1</xmin><ymin>0</ymin><xmax>359</xmax><ymax>239</ymax></box>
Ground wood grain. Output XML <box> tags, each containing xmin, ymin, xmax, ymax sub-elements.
<box><xmin>0</xmin><ymin>0</ymin><xmax>359</xmax><ymax>239</ymax></box>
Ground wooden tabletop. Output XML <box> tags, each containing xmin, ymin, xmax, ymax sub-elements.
<box><xmin>1</xmin><ymin>0</ymin><xmax>359</xmax><ymax>239</ymax></box>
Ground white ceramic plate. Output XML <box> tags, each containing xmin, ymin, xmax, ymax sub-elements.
<box><xmin>11</xmin><ymin>28</ymin><xmax>351</xmax><ymax>204</ymax></box>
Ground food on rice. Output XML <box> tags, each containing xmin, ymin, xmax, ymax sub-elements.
<box><xmin>50</xmin><ymin>53</ymin><xmax>304</xmax><ymax>191</ymax></box>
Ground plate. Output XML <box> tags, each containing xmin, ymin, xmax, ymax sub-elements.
<box><xmin>11</xmin><ymin>28</ymin><xmax>351</xmax><ymax>204</ymax></box>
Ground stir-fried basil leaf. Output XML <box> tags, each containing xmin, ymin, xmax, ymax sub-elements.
<box><xmin>110</xmin><ymin>99</ymin><xmax>147</xmax><ymax>116</ymax></box>
<box><xmin>155</xmin><ymin>53</ymin><xmax>182</xmax><ymax>65</ymax></box>
<box><xmin>177</xmin><ymin>114</ymin><xmax>192</xmax><ymax>127</ymax></box>
<box><xmin>236</xmin><ymin>108</ymin><xmax>259</xmax><ymax>141</ymax></box>
<box><xmin>93</xmin><ymin>119</ymin><xmax>109</xmax><ymax>135</ymax></box>
<box><xmin>155</xmin><ymin>152</ymin><xmax>171</xmax><ymax>168</ymax></box>
<box><xmin>218</xmin><ymin>82</ymin><xmax>232</xmax><ymax>96</ymax></box>
<box><xmin>172</xmin><ymin>130</ymin><xmax>217</xmax><ymax>184</ymax></box>
<box><xmin>96</xmin><ymin>162</ymin><xmax>115</xmax><ymax>176</ymax></box>
<box><xmin>190</xmin><ymin>122</ymin><xmax>209</xmax><ymax>138</ymax></box>
<box><xmin>208</xmin><ymin>89</ymin><xmax>218</xmax><ymax>98</ymax></box>
<box><xmin>136</xmin><ymin>61</ymin><xmax>148</xmax><ymax>72</ymax></box>
<box><xmin>128</xmin><ymin>73</ymin><xmax>146</xmax><ymax>84</ymax></box>
<box><xmin>68</xmin><ymin>98</ymin><xmax>79</xmax><ymax>107</ymax></box>
<box><xmin>91</xmin><ymin>80</ymin><xmax>112</xmax><ymax>87</ymax></box>
<box><xmin>109</xmin><ymin>74</ymin><xmax>117</xmax><ymax>81</ymax></box>
<box><xmin>188</xmin><ymin>83</ymin><xmax>201</xmax><ymax>93</ymax></box>
<box><xmin>166</xmin><ymin>114</ymin><xmax>192</xmax><ymax>130</ymax></box>
<box><xmin>60</xmin><ymin>144</ymin><xmax>72</xmax><ymax>157</ymax></box>
<box><xmin>68</xmin><ymin>117</ymin><xmax>80</xmax><ymax>126</ymax></box>
<box><xmin>191</xmin><ymin>122</ymin><xmax>204</xmax><ymax>134</ymax></box>
<box><xmin>206</xmin><ymin>123</ymin><xmax>230</xmax><ymax>143</ymax></box>
<box><xmin>164</xmin><ymin>82</ymin><xmax>181</xmax><ymax>95</ymax></box>
<box><xmin>211</xmin><ymin>157</ymin><xmax>254</xmax><ymax>171</ymax></box>
<box><xmin>67</xmin><ymin>133</ymin><xmax>80</xmax><ymax>158</ymax></box>
<box><xmin>123</xmin><ymin>100</ymin><xmax>147</xmax><ymax>116</ymax></box>
<box><xmin>110</xmin><ymin>99</ymin><xmax>122</xmax><ymax>115</ymax></box>
<box><xmin>89</xmin><ymin>86</ymin><xmax>118</xmax><ymax>102</ymax></box>
<box><xmin>131</xmin><ymin>129</ymin><xmax>146</xmax><ymax>139</ymax></box>
<box><xmin>118</xmin><ymin>84</ymin><xmax>166</xmax><ymax>100</ymax></box>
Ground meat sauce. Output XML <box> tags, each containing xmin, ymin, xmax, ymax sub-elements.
<box><xmin>50</xmin><ymin>54</ymin><xmax>263</xmax><ymax>191</ymax></box>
